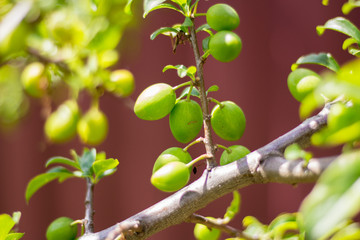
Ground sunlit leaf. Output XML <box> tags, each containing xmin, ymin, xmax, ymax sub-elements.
<box><xmin>300</xmin><ymin>150</ymin><xmax>360</xmax><ymax>239</ymax></box>
<box><xmin>317</xmin><ymin>17</ymin><xmax>360</xmax><ymax>43</ymax></box>
<box><xmin>342</xmin><ymin>2</ymin><xmax>360</xmax><ymax>15</ymax></box>
<box><xmin>206</xmin><ymin>85</ymin><xmax>219</xmax><ymax>94</ymax></box>
<box><xmin>92</xmin><ymin>158</ymin><xmax>119</xmax><ymax>182</ymax></box>
<box><xmin>150</xmin><ymin>27</ymin><xmax>179</xmax><ymax>40</ymax></box>
<box><xmin>178</xmin><ymin>86</ymin><xmax>200</xmax><ymax>99</ymax></box>
<box><xmin>0</xmin><ymin>214</ymin><xmax>14</xmax><ymax>240</ymax></box>
<box><xmin>243</xmin><ymin>216</ymin><xmax>267</xmax><ymax>238</ymax></box>
<box><xmin>45</xmin><ymin>157</ymin><xmax>80</xmax><ymax>170</ymax></box>
<box><xmin>5</xmin><ymin>233</ymin><xmax>24</xmax><ymax>240</ymax></box>
<box><xmin>182</xmin><ymin>17</ymin><xmax>193</xmax><ymax>27</ymax></box>
<box><xmin>291</xmin><ymin>53</ymin><xmax>340</xmax><ymax>73</ymax></box>
<box><xmin>143</xmin><ymin>2</ymin><xmax>182</xmax><ymax>18</ymax></box>
<box><xmin>25</xmin><ymin>167</ymin><xmax>74</xmax><ymax>203</ymax></box>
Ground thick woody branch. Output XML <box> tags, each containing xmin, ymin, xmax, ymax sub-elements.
<box><xmin>79</xmin><ymin>104</ymin><xmax>334</xmax><ymax>240</ymax></box>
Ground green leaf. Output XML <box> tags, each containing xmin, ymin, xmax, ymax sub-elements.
<box><xmin>291</xmin><ymin>53</ymin><xmax>340</xmax><ymax>73</ymax></box>
<box><xmin>196</xmin><ymin>24</ymin><xmax>212</xmax><ymax>34</ymax></box>
<box><xmin>124</xmin><ymin>0</ymin><xmax>134</xmax><ymax>15</ymax></box>
<box><xmin>206</xmin><ymin>85</ymin><xmax>219</xmax><ymax>94</ymax></box>
<box><xmin>163</xmin><ymin>64</ymin><xmax>193</xmax><ymax>78</ymax></box>
<box><xmin>300</xmin><ymin>150</ymin><xmax>360</xmax><ymax>240</ymax></box>
<box><xmin>150</xmin><ymin>27</ymin><xmax>179</xmax><ymax>40</ymax></box>
<box><xmin>182</xmin><ymin>17</ymin><xmax>193</xmax><ymax>27</ymax></box>
<box><xmin>45</xmin><ymin>157</ymin><xmax>80</xmax><ymax>170</ymax></box>
<box><xmin>243</xmin><ymin>216</ymin><xmax>267</xmax><ymax>238</ymax></box>
<box><xmin>25</xmin><ymin>167</ymin><xmax>74</xmax><ymax>203</ymax></box>
<box><xmin>143</xmin><ymin>1</ymin><xmax>182</xmax><ymax>18</ymax></box>
<box><xmin>0</xmin><ymin>214</ymin><xmax>14</xmax><ymax>240</ymax></box>
<box><xmin>5</xmin><ymin>233</ymin><xmax>24</xmax><ymax>240</ymax></box>
<box><xmin>92</xmin><ymin>158</ymin><xmax>119</xmax><ymax>182</ymax></box>
<box><xmin>79</xmin><ymin>148</ymin><xmax>96</xmax><ymax>177</ymax></box>
<box><xmin>342</xmin><ymin>2</ymin><xmax>360</xmax><ymax>15</ymax></box>
<box><xmin>342</xmin><ymin>38</ymin><xmax>358</xmax><ymax>50</ymax></box>
<box><xmin>317</xmin><ymin>17</ymin><xmax>360</xmax><ymax>43</ymax></box>
<box><xmin>178</xmin><ymin>86</ymin><xmax>200</xmax><ymax>99</ymax></box>
<box><xmin>202</xmin><ymin>36</ymin><xmax>211</xmax><ymax>52</ymax></box>
<box><xmin>223</xmin><ymin>191</ymin><xmax>241</xmax><ymax>222</ymax></box>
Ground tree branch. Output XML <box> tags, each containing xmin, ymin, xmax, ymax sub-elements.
<box><xmin>79</xmin><ymin>104</ymin><xmax>334</xmax><ymax>240</ymax></box>
<box><xmin>84</xmin><ymin>178</ymin><xmax>95</xmax><ymax>234</ymax></box>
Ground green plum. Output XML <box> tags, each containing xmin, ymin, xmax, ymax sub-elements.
<box><xmin>193</xmin><ymin>217</ymin><xmax>221</xmax><ymax>240</ymax></box>
<box><xmin>206</xmin><ymin>3</ymin><xmax>239</xmax><ymax>31</ymax></box>
<box><xmin>46</xmin><ymin>217</ymin><xmax>77</xmax><ymax>240</ymax></box>
<box><xmin>45</xmin><ymin>100</ymin><xmax>80</xmax><ymax>143</ymax></box>
<box><xmin>211</xmin><ymin>101</ymin><xmax>246</xmax><ymax>141</ymax></box>
<box><xmin>77</xmin><ymin>107</ymin><xmax>108</xmax><ymax>145</ymax></box>
<box><xmin>287</xmin><ymin>68</ymin><xmax>321</xmax><ymax>102</ymax></box>
<box><xmin>169</xmin><ymin>100</ymin><xmax>203</xmax><ymax>143</ymax></box>
<box><xmin>21</xmin><ymin>62</ymin><xmax>48</xmax><ymax>98</ymax></box>
<box><xmin>220</xmin><ymin>145</ymin><xmax>250</xmax><ymax>166</ymax></box>
<box><xmin>134</xmin><ymin>83</ymin><xmax>176</xmax><ymax>120</ymax></box>
<box><xmin>209</xmin><ymin>31</ymin><xmax>242</xmax><ymax>63</ymax></box>
<box><xmin>151</xmin><ymin>161</ymin><xmax>190</xmax><ymax>192</ymax></box>
<box><xmin>153</xmin><ymin>147</ymin><xmax>192</xmax><ymax>173</ymax></box>
<box><xmin>106</xmin><ymin>69</ymin><xmax>135</xmax><ymax>97</ymax></box>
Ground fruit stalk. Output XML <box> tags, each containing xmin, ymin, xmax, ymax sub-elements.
<box><xmin>84</xmin><ymin>178</ymin><xmax>95</xmax><ymax>233</ymax></box>
<box><xmin>188</xmin><ymin>23</ymin><xmax>217</xmax><ymax>169</ymax></box>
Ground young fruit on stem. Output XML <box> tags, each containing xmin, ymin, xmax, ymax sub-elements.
<box><xmin>21</xmin><ymin>62</ymin><xmax>49</xmax><ymax>98</ymax></box>
<box><xmin>206</xmin><ymin>3</ymin><xmax>239</xmax><ymax>31</ymax></box>
<box><xmin>211</xmin><ymin>101</ymin><xmax>246</xmax><ymax>141</ymax></box>
<box><xmin>209</xmin><ymin>31</ymin><xmax>242</xmax><ymax>63</ymax></box>
<box><xmin>152</xmin><ymin>147</ymin><xmax>192</xmax><ymax>173</ymax></box>
<box><xmin>134</xmin><ymin>83</ymin><xmax>176</xmax><ymax>120</ymax></box>
<box><xmin>169</xmin><ymin>99</ymin><xmax>203</xmax><ymax>143</ymax></box>
<box><xmin>219</xmin><ymin>145</ymin><xmax>250</xmax><ymax>166</ymax></box>
<box><xmin>46</xmin><ymin>217</ymin><xmax>77</xmax><ymax>240</ymax></box>
<box><xmin>44</xmin><ymin>99</ymin><xmax>80</xmax><ymax>143</ymax></box>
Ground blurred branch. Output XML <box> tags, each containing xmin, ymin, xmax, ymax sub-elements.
<box><xmin>84</xmin><ymin>178</ymin><xmax>95</xmax><ymax>234</ymax></box>
<box><xmin>79</xmin><ymin>104</ymin><xmax>335</xmax><ymax>240</ymax></box>
<box><xmin>0</xmin><ymin>1</ymin><xmax>32</xmax><ymax>42</ymax></box>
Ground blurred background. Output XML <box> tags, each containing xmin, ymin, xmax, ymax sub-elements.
<box><xmin>0</xmin><ymin>0</ymin><xmax>357</xmax><ymax>239</ymax></box>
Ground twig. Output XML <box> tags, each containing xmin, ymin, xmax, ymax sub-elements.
<box><xmin>188</xmin><ymin>21</ymin><xmax>217</xmax><ymax>169</ymax></box>
<box><xmin>84</xmin><ymin>178</ymin><xmax>95</xmax><ymax>234</ymax></box>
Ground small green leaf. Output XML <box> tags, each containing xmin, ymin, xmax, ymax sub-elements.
<box><xmin>223</xmin><ymin>191</ymin><xmax>241</xmax><ymax>222</ymax></box>
<box><xmin>150</xmin><ymin>27</ymin><xmax>179</xmax><ymax>40</ymax></box>
<box><xmin>342</xmin><ymin>38</ymin><xmax>358</xmax><ymax>50</ymax></box>
<box><xmin>182</xmin><ymin>17</ymin><xmax>193</xmax><ymax>27</ymax></box>
<box><xmin>206</xmin><ymin>85</ymin><xmax>219</xmax><ymax>94</ymax></box>
<box><xmin>163</xmin><ymin>65</ymin><xmax>190</xmax><ymax>78</ymax></box>
<box><xmin>202</xmin><ymin>36</ymin><xmax>210</xmax><ymax>52</ymax></box>
<box><xmin>317</xmin><ymin>17</ymin><xmax>360</xmax><ymax>43</ymax></box>
<box><xmin>92</xmin><ymin>158</ymin><xmax>119</xmax><ymax>181</ymax></box>
<box><xmin>25</xmin><ymin>167</ymin><xmax>74</xmax><ymax>203</ymax></box>
<box><xmin>322</xmin><ymin>0</ymin><xmax>329</xmax><ymax>6</ymax></box>
<box><xmin>342</xmin><ymin>2</ymin><xmax>360</xmax><ymax>15</ymax></box>
<box><xmin>196</xmin><ymin>24</ymin><xmax>212</xmax><ymax>34</ymax></box>
<box><xmin>292</xmin><ymin>53</ymin><xmax>340</xmax><ymax>73</ymax></box>
<box><xmin>0</xmin><ymin>214</ymin><xmax>14</xmax><ymax>240</ymax></box>
<box><xmin>79</xmin><ymin>148</ymin><xmax>96</xmax><ymax>177</ymax></box>
<box><xmin>178</xmin><ymin>86</ymin><xmax>200</xmax><ymax>99</ymax></box>
<box><xmin>243</xmin><ymin>216</ymin><xmax>267</xmax><ymax>238</ymax></box>
<box><xmin>300</xmin><ymin>150</ymin><xmax>360</xmax><ymax>240</ymax></box>
<box><xmin>45</xmin><ymin>157</ymin><xmax>80</xmax><ymax>170</ymax></box>
<box><xmin>5</xmin><ymin>233</ymin><xmax>24</xmax><ymax>240</ymax></box>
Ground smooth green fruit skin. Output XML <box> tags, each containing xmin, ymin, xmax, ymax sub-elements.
<box><xmin>77</xmin><ymin>107</ymin><xmax>108</xmax><ymax>145</ymax></box>
<box><xmin>46</xmin><ymin>217</ymin><xmax>77</xmax><ymax>240</ymax></box>
<box><xmin>206</xmin><ymin>3</ymin><xmax>239</xmax><ymax>31</ymax></box>
<box><xmin>134</xmin><ymin>83</ymin><xmax>176</xmax><ymax>120</ymax></box>
<box><xmin>151</xmin><ymin>161</ymin><xmax>190</xmax><ymax>192</ymax></box>
<box><xmin>21</xmin><ymin>62</ymin><xmax>48</xmax><ymax>98</ymax></box>
<box><xmin>194</xmin><ymin>217</ymin><xmax>221</xmax><ymax>240</ymax></box>
<box><xmin>220</xmin><ymin>145</ymin><xmax>250</xmax><ymax>166</ymax></box>
<box><xmin>287</xmin><ymin>68</ymin><xmax>321</xmax><ymax>102</ymax></box>
<box><xmin>107</xmin><ymin>69</ymin><xmax>135</xmax><ymax>97</ymax></box>
<box><xmin>169</xmin><ymin>100</ymin><xmax>203</xmax><ymax>143</ymax></box>
<box><xmin>152</xmin><ymin>147</ymin><xmax>192</xmax><ymax>173</ymax></box>
<box><xmin>211</xmin><ymin>101</ymin><xmax>246</xmax><ymax>141</ymax></box>
<box><xmin>337</xmin><ymin>59</ymin><xmax>360</xmax><ymax>85</ymax></box>
<box><xmin>209</xmin><ymin>31</ymin><xmax>242</xmax><ymax>63</ymax></box>
<box><xmin>45</xmin><ymin>100</ymin><xmax>80</xmax><ymax>143</ymax></box>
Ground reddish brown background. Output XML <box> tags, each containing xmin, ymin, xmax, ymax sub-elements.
<box><xmin>0</xmin><ymin>1</ymin><xmax>357</xmax><ymax>239</ymax></box>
